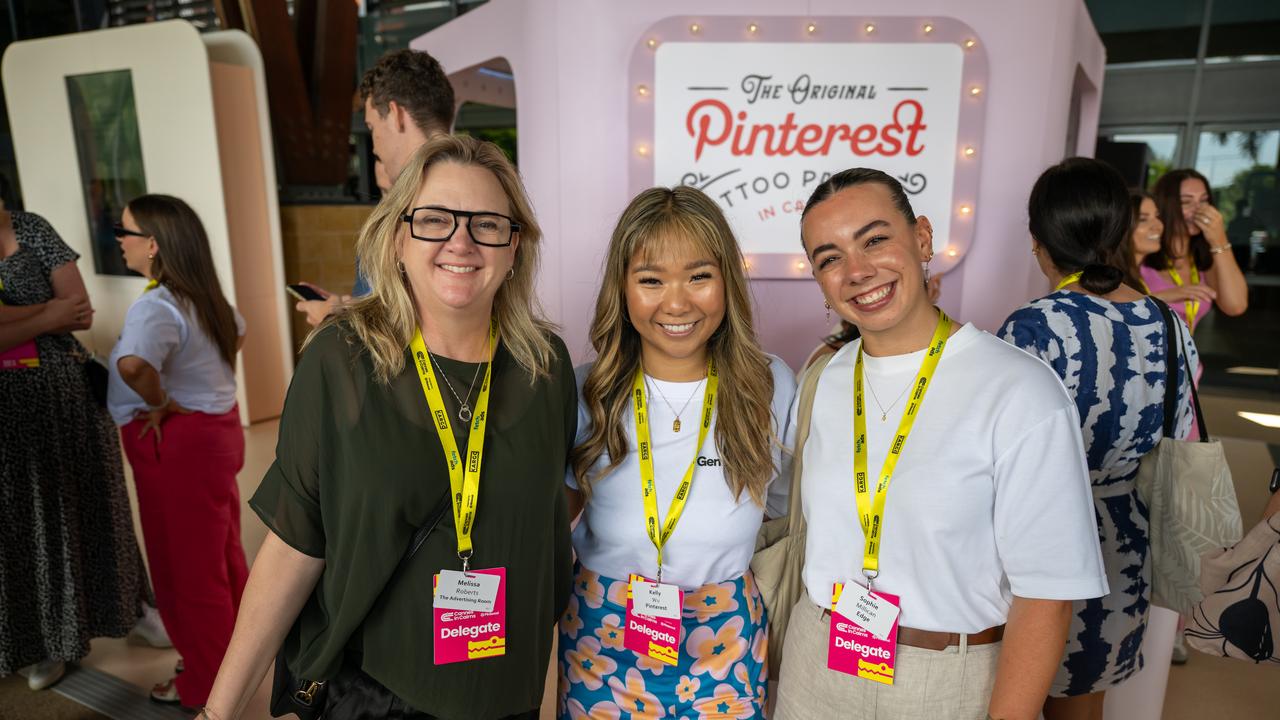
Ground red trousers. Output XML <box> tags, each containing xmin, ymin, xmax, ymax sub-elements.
<box><xmin>122</xmin><ymin>408</ymin><xmax>249</xmax><ymax>707</ymax></box>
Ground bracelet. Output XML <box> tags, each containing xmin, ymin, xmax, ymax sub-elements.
<box><xmin>146</xmin><ymin>390</ymin><xmax>170</xmax><ymax>412</ymax></box>
<box><xmin>197</xmin><ymin>709</ymin><xmax>226</xmax><ymax>720</ymax></box>
<box><xmin>1209</xmin><ymin>244</ymin><xmax>1230</xmax><ymax>255</ymax></box>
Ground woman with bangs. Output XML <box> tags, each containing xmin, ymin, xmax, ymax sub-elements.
<box><xmin>558</xmin><ymin>186</ymin><xmax>795</xmax><ymax>719</ymax></box>
<box><xmin>203</xmin><ymin>135</ymin><xmax>577</xmax><ymax>720</ymax></box>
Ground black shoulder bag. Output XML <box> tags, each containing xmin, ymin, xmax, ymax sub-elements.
<box><xmin>269</xmin><ymin>492</ymin><xmax>452</xmax><ymax>719</ymax></box>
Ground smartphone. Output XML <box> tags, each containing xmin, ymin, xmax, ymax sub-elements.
<box><xmin>286</xmin><ymin>283</ymin><xmax>326</xmax><ymax>302</ymax></box>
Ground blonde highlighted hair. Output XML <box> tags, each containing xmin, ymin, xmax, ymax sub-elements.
<box><xmin>570</xmin><ymin>186</ymin><xmax>776</xmax><ymax>506</ymax></box>
<box><xmin>312</xmin><ymin>135</ymin><xmax>555</xmax><ymax>382</ymax></box>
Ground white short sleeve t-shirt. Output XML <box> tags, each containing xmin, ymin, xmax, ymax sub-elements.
<box><xmin>568</xmin><ymin>354</ymin><xmax>797</xmax><ymax>590</ymax></box>
<box><xmin>107</xmin><ymin>286</ymin><xmax>245</xmax><ymax>426</ymax></box>
<box><xmin>795</xmin><ymin>324</ymin><xmax>1107</xmax><ymax>633</ymax></box>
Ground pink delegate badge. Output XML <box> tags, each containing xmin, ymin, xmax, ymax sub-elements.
<box><xmin>828</xmin><ymin>582</ymin><xmax>899</xmax><ymax>685</ymax></box>
<box><xmin>0</xmin><ymin>339</ymin><xmax>38</xmax><ymax>370</ymax></box>
<box><xmin>432</xmin><ymin>567</ymin><xmax>506</xmax><ymax>665</ymax></box>
<box><xmin>624</xmin><ymin>573</ymin><xmax>683</xmax><ymax>666</ymax></box>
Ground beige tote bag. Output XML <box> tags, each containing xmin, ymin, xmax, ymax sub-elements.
<box><xmin>1136</xmin><ymin>301</ymin><xmax>1243</xmax><ymax>617</ymax></box>
<box><xmin>752</xmin><ymin>353</ymin><xmax>831</xmax><ymax>678</ymax></box>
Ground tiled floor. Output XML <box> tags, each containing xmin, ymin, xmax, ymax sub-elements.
<box><xmin>49</xmin><ymin>391</ymin><xmax>1280</xmax><ymax>719</ymax></box>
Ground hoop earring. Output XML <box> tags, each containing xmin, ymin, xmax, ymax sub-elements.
<box><xmin>397</xmin><ymin>260</ymin><xmax>406</xmax><ymax>274</ymax></box>
<box><xmin>825</xmin><ymin>301</ymin><xmax>831</xmax><ymax>323</ymax></box>
<box><xmin>507</xmin><ymin>267</ymin><xmax>515</xmax><ymax>280</ymax></box>
<box><xmin>923</xmin><ymin>263</ymin><xmax>931</xmax><ymax>288</ymax></box>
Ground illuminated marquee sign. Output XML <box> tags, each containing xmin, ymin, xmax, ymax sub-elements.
<box><xmin>630</xmin><ymin>18</ymin><xmax>988</xmax><ymax>278</ymax></box>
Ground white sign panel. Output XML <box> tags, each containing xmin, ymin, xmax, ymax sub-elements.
<box><xmin>654</xmin><ymin>42</ymin><xmax>963</xmax><ymax>257</ymax></box>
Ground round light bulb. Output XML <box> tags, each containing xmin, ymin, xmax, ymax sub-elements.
<box><xmin>963</xmin><ymin>146</ymin><xmax>976</xmax><ymax>157</ymax></box>
<box><xmin>647</xmin><ymin>38</ymin><xmax>658</xmax><ymax>49</ymax></box>
<box><xmin>969</xmin><ymin>86</ymin><xmax>982</xmax><ymax>97</ymax></box>
<box><xmin>636</xmin><ymin>84</ymin><xmax>649</xmax><ymax>97</ymax></box>
<box><xmin>636</xmin><ymin>144</ymin><xmax>650</xmax><ymax>157</ymax></box>
<box><xmin>924</xmin><ymin>23</ymin><xmax>935</xmax><ymax>34</ymax></box>
<box><xmin>964</xmin><ymin>38</ymin><xmax>977</xmax><ymax>49</ymax></box>
<box><xmin>748</xmin><ymin>23</ymin><xmax>759</xmax><ymax>34</ymax></box>
<box><xmin>946</xmin><ymin>246</ymin><xmax>959</xmax><ymax>257</ymax></box>
<box><xmin>689</xmin><ymin>23</ymin><xmax>700</xmax><ymax>34</ymax></box>
<box><xmin>795</xmin><ymin>260</ymin><xmax>807</xmax><ymax>270</ymax></box>
<box><xmin>806</xmin><ymin>22</ymin><xmax>817</xmax><ymax>34</ymax></box>
<box><xmin>959</xmin><ymin>205</ymin><xmax>972</xmax><ymax>216</ymax></box>
<box><xmin>865</xmin><ymin>23</ymin><xmax>876</xmax><ymax>34</ymax></box>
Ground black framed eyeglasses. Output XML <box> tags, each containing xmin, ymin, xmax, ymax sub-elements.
<box><xmin>400</xmin><ymin>206</ymin><xmax>520</xmax><ymax>248</ymax></box>
<box><xmin>112</xmin><ymin>224</ymin><xmax>148</xmax><ymax>239</ymax></box>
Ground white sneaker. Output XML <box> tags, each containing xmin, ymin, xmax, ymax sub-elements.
<box><xmin>1171</xmin><ymin>632</ymin><xmax>1189</xmax><ymax>665</ymax></box>
<box><xmin>27</xmin><ymin>660</ymin><xmax>66</xmax><ymax>690</ymax></box>
<box><xmin>128</xmin><ymin>604</ymin><xmax>173</xmax><ymax>649</ymax></box>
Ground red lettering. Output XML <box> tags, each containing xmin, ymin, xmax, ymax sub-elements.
<box><xmin>686</xmin><ymin>99</ymin><xmax>732</xmax><ymax>161</ymax></box>
<box><xmin>851</xmin><ymin>124</ymin><xmax>877</xmax><ymax>156</ymax></box>
<box><xmin>795</xmin><ymin>124</ymin><xmax>823</xmax><ymax>156</ymax></box>
<box><xmin>685</xmin><ymin>100</ymin><xmax>927</xmax><ymax>160</ymax></box>
<box><xmin>896</xmin><ymin>100</ymin><xmax>927</xmax><ymax>156</ymax></box>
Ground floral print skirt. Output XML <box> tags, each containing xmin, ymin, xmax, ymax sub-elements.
<box><xmin>557</xmin><ymin>563</ymin><xmax>769</xmax><ymax>720</ymax></box>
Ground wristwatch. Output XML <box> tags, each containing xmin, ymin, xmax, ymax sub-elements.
<box><xmin>1209</xmin><ymin>244</ymin><xmax>1231</xmax><ymax>254</ymax></box>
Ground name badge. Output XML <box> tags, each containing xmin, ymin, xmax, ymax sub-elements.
<box><xmin>828</xmin><ymin>582</ymin><xmax>900</xmax><ymax>685</ymax></box>
<box><xmin>624</xmin><ymin>574</ymin><xmax>683</xmax><ymax>666</ymax></box>
<box><xmin>0</xmin><ymin>339</ymin><xmax>39</xmax><ymax>370</ymax></box>
<box><xmin>433</xmin><ymin>567</ymin><xmax>506</xmax><ymax>664</ymax></box>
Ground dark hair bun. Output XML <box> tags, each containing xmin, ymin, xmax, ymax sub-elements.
<box><xmin>1079</xmin><ymin>263</ymin><xmax>1124</xmax><ymax>295</ymax></box>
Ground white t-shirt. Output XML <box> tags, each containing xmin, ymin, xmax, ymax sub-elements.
<box><xmin>795</xmin><ymin>324</ymin><xmax>1108</xmax><ymax>633</ymax></box>
<box><xmin>107</xmin><ymin>285</ymin><xmax>245</xmax><ymax>426</ymax></box>
<box><xmin>568</xmin><ymin>354</ymin><xmax>797</xmax><ymax>590</ymax></box>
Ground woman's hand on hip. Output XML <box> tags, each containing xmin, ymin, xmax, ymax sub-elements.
<box><xmin>139</xmin><ymin>400</ymin><xmax>193</xmax><ymax>443</ymax></box>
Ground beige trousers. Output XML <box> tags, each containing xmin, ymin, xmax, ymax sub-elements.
<box><xmin>774</xmin><ymin>600</ymin><xmax>1000</xmax><ymax>720</ymax></box>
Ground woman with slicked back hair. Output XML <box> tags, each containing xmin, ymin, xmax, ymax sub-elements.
<box><xmin>774</xmin><ymin>168</ymin><xmax>1107</xmax><ymax>720</ymax></box>
<box><xmin>559</xmin><ymin>185</ymin><xmax>795</xmax><ymax>718</ymax></box>
<box><xmin>108</xmin><ymin>194</ymin><xmax>248</xmax><ymax>708</ymax></box>
<box><xmin>1000</xmin><ymin>158</ymin><xmax>1200</xmax><ymax>719</ymax></box>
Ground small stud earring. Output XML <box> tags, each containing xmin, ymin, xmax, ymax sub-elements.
<box><xmin>825</xmin><ymin>301</ymin><xmax>831</xmax><ymax>323</ymax></box>
<box><xmin>147</xmin><ymin>253</ymin><xmax>155</xmax><ymax>260</ymax></box>
<box><xmin>923</xmin><ymin>263</ymin><xmax>931</xmax><ymax>288</ymax></box>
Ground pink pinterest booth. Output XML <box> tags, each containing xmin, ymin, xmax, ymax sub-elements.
<box><xmin>418</xmin><ymin>2</ymin><xmax>1177</xmax><ymax>717</ymax></box>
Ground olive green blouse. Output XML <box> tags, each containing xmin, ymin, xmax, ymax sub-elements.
<box><xmin>251</xmin><ymin>323</ymin><xmax>576</xmax><ymax>719</ymax></box>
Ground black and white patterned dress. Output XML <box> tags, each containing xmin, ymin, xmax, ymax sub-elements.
<box><xmin>0</xmin><ymin>211</ymin><xmax>145</xmax><ymax>674</ymax></box>
<box><xmin>1000</xmin><ymin>294</ymin><xmax>1197</xmax><ymax>696</ymax></box>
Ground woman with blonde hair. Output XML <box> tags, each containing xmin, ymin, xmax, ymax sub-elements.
<box><xmin>558</xmin><ymin>186</ymin><xmax>795</xmax><ymax>719</ymax></box>
<box><xmin>202</xmin><ymin>135</ymin><xmax>578</xmax><ymax>720</ymax></box>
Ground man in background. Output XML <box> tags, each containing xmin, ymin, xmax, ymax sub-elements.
<box><xmin>295</xmin><ymin>48</ymin><xmax>456</xmax><ymax>326</ymax></box>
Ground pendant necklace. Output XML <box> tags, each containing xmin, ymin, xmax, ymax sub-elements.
<box><xmin>864</xmin><ymin>369</ymin><xmax>913</xmax><ymax>423</ymax></box>
<box><xmin>645</xmin><ymin>374</ymin><xmax>704</xmax><ymax>433</ymax></box>
<box><xmin>426</xmin><ymin>334</ymin><xmax>490</xmax><ymax>423</ymax></box>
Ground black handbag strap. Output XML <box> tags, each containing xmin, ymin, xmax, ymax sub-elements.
<box><xmin>1153</xmin><ymin>299</ymin><xmax>1210</xmax><ymax>442</ymax></box>
<box><xmin>392</xmin><ymin>491</ymin><xmax>453</xmax><ymax>581</ymax></box>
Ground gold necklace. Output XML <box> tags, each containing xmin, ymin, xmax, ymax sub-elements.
<box><xmin>645</xmin><ymin>374</ymin><xmax>705</xmax><ymax>433</ymax></box>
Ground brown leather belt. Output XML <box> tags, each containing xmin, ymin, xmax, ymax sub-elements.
<box><xmin>822</xmin><ymin>609</ymin><xmax>1005</xmax><ymax>651</ymax></box>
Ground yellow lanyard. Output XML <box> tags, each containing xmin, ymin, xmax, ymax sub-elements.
<box><xmin>144</xmin><ymin>279</ymin><xmax>159</xmax><ymax>293</ymax></box>
<box><xmin>1055</xmin><ymin>272</ymin><xmax>1082</xmax><ymax>291</ymax></box>
<box><xmin>853</xmin><ymin>309</ymin><xmax>952</xmax><ymax>579</ymax></box>
<box><xmin>410</xmin><ymin>319</ymin><xmax>498</xmax><ymax>570</ymax></box>
<box><xmin>632</xmin><ymin>359</ymin><xmax>718</xmax><ymax>582</ymax></box>
<box><xmin>1166</xmin><ymin>263</ymin><xmax>1201</xmax><ymax>332</ymax></box>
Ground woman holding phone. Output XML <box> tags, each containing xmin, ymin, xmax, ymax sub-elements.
<box><xmin>1142</xmin><ymin>169</ymin><xmax>1248</xmax><ymax>331</ymax></box>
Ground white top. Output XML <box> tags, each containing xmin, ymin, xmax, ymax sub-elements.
<box><xmin>568</xmin><ymin>354</ymin><xmax>797</xmax><ymax>590</ymax></box>
<box><xmin>107</xmin><ymin>285</ymin><xmax>245</xmax><ymax>426</ymax></box>
<box><xmin>794</xmin><ymin>323</ymin><xmax>1108</xmax><ymax>633</ymax></box>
